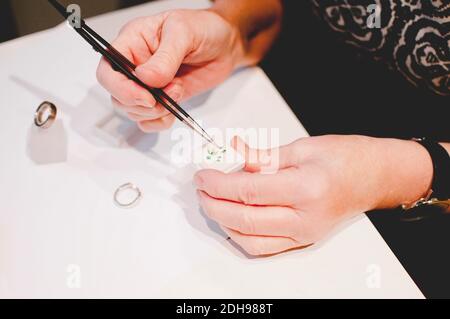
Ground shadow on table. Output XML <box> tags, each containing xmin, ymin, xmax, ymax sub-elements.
<box><xmin>11</xmin><ymin>75</ymin><xmax>206</xmax><ymax>166</ymax></box>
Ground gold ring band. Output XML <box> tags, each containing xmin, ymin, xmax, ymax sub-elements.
<box><xmin>34</xmin><ymin>102</ymin><xmax>57</xmax><ymax>129</ymax></box>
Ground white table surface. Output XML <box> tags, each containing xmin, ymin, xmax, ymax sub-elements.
<box><xmin>0</xmin><ymin>0</ymin><xmax>423</xmax><ymax>299</ymax></box>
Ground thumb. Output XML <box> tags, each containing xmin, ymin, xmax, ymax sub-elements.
<box><xmin>135</xmin><ymin>24</ymin><xmax>191</xmax><ymax>88</ymax></box>
<box><xmin>231</xmin><ymin>136</ymin><xmax>300</xmax><ymax>173</ymax></box>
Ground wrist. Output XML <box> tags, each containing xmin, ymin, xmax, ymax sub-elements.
<box><xmin>205</xmin><ymin>8</ymin><xmax>248</xmax><ymax>69</ymax></box>
<box><xmin>372</xmin><ymin>138</ymin><xmax>434</xmax><ymax>210</ymax></box>
<box><xmin>209</xmin><ymin>0</ymin><xmax>283</xmax><ymax>68</ymax></box>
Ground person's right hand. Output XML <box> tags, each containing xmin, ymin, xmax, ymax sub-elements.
<box><xmin>97</xmin><ymin>9</ymin><xmax>246</xmax><ymax>133</ymax></box>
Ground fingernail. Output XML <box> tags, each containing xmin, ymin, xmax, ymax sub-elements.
<box><xmin>194</xmin><ymin>174</ymin><xmax>204</xmax><ymax>188</ymax></box>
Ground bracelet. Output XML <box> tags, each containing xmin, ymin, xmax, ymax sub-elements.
<box><xmin>402</xmin><ymin>138</ymin><xmax>450</xmax><ymax>214</ymax></box>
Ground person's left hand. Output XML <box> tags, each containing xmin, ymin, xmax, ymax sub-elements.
<box><xmin>194</xmin><ymin>136</ymin><xmax>433</xmax><ymax>256</ymax></box>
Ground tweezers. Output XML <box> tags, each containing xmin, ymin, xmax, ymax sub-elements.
<box><xmin>48</xmin><ymin>0</ymin><xmax>219</xmax><ymax>148</ymax></box>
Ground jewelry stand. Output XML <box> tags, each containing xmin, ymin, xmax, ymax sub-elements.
<box><xmin>27</xmin><ymin>120</ymin><xmax>68</xmax><ymax>164</ymax></box>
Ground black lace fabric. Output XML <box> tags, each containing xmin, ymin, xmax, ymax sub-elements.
<box><xmin>312</xmin><ymin>0</ymin><xmax>450</xmax><ymax>96</ymax></box>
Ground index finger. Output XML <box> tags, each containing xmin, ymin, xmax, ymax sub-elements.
<box><xmin>96</xmin><ymin>57</ymin><xmax>157</xmax><ymax>108</ymax></box>
<box><xmin>232</xmin><ymin>137</ymin><xmax>301</xmax><ymax>173</ymax></box>
<box><xmin>194</xmin><ymin>168</ymin><xmax>301</xmax><ymax>206</ymax></box>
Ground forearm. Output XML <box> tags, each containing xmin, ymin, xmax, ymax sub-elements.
<box><xmin>210</xmin><ymin>0</ymin><xmax>283</xmax><ymax>67</ymax></box>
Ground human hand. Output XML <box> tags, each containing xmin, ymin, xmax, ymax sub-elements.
<box><xmin>97</xmin><ymin>9</ymin><xmax>245</xmax><ymax>132</ymax></box>
<box><xmin>194</xmin><ymin>136</ymin><xmax>433</xmax><ymax>256</ymax></box>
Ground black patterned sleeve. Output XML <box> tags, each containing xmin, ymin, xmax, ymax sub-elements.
<box><xmin>311</xmin><ymin>0</ymin><xmax>450</xmax><ymax>96</ymax></box>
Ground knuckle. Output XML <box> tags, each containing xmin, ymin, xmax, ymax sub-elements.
<box><xmin>119</xmin><ymin>17</ymin><xmax>143</xmax><ymax>34</ymax></box>
<box><xmin>154</xmin><ymin>50</ymin><xmax>176</xmax><ymax>75</ymax></box>
<box><xmin>239</xmin><ymin>208</ymin><xmax>256</xmax><ymax>235</ymax></box>
<box><xmin>238</xmin><ymin>179</ymin><xmax>259</xmax><ymax>205</ymax></box>
<box><xmin>148</xmin><ymin>66</ymin><xmax>169</xmax><ymax>85</ymax></box>
<box><xmin>118</xmin><ymin>23</ymin><xmax>130</xmax><ymax>35</ymax></box>
<box><xmin>207</xmin><ymin>181</ymin><xmax>220</xmax><ymax>198</ymax></box>
<box><xmin>166</xmin><ymin>10</ymin><xmax>186</xmax><ymax>24</ymax></box>
<box><xmin>165</xmin><ymin>11</ymin><xmax>194</xmax><ymax>42</ymax></box>
<box><xmin>118</xmin><ymin>89</ymin><xmax>138</xmax><ymax>106</ymax></box>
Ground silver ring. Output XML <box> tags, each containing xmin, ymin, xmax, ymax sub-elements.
<box><xmin>34</xmin><ymin>102</ymin><xmax>57</xmax><ymax>129</ymax></box>
<box><xmin>114</xmin><ymin>183</ymin><xmax>142</xmax><ymax>208</ymax></box>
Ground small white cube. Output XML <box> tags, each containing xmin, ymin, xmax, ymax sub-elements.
<box><xmin>195</xmin><ymin>142</ymin><xmax>245</xmax><ymax>174</ymax></box>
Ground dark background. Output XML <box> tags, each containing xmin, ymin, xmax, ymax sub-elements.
<box><xmin>1</xmin><ymin>0</ymin><xmax>449</xmax><ymax>298</ymax></box>
<box><xmin>0</xmin><ymin>0</ymin><xmax>149</xmax><ymax>43</ymax></box>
